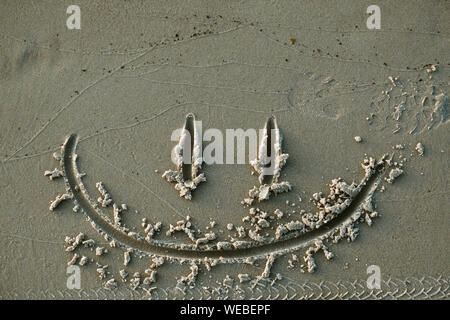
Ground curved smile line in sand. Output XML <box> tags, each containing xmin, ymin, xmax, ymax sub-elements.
<box><xmin>62</xmin><ymin>134</ymin><xmax>384</xmax><ymax>261</ymax></box>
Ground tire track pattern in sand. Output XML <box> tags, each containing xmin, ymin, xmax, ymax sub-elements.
<box><xmin>2</xmin><ymin>276</ymin><xmax>448</xmax><ymax>300</ymax></box>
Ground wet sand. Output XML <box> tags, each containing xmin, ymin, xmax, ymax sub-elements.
<box><xmin>0</xmin><ymin>0</ymin><xmax>448</xmax><ymax>299</ymax></box>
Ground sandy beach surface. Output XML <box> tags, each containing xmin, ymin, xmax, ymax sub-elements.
<box><xmin>0</xmin><ymin>0</ymin><xmax>448</xmax><ymax>299</ymax></box>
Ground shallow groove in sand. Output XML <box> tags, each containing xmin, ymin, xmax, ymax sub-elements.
<box><xmin>63</xmin><ymin>134</ymin><xmax>383</xmax><ymax>260</ymax></box>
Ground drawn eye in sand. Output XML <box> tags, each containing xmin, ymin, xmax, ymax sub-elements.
<box><xmin>45</xmin><ymin>120</ymin><xmax>406</xmax><ymax>291</ymax></box>
<box><xmin>161</xmin><ymin>113</ymin><xmax>206</xmax><ymax>200</ymax></box>
<box><xmin>245</xmin><ymin>116</ymin><xmax>292</xmax><ymax>204</ymax></box>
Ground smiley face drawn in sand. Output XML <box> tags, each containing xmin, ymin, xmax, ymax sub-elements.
<box><xmin>45</xmin><ymin>123</ymin><xmax>406</xmax><ymax>290</ymax></box>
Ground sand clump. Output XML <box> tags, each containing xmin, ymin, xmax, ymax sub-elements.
<box><xmin>96</xmin><ymin>182</ymin><xmax>113</xmax><ymax>207</ymax></box>
<box><xmin>415</xmin><ymin>142</ymin><xmax>425</xmax><ymax>156</ymax></box>
<box><xmin>49</xmin><ymin>192</ymin><xmax>73</xmax><ymax>211</ymax></box>
<box><xmin>141</xmin><ymin>218</ymin><xmax>162</xmax><ymax>241</ymax></box>
<box><xmin>64</xmin><ymin>232</ymin><xmax>85</xmax><ymax>252</ymax></box>
<box><xmin>95</xmin><ymin>246</ymin><xmax>106</xmax><ymax>256</ymax></box>
<box><xmin>386</xmin><ymin>167</ymin><xmax>404</xmax><ymax>184</ymax></box>
<box><xmin>166</xmin><ymin>215</ymin><xmax>197</xmax><ymax>243</ymax></box>
<box><xmin>44</xmin><ymin>168</ymin><xmax>63</xmax><ymax>180</ymax></box>
<box><xmin>177</xmin><ymin>263</ymin><xmax>199</xmax><ymax>287</ymax></box>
